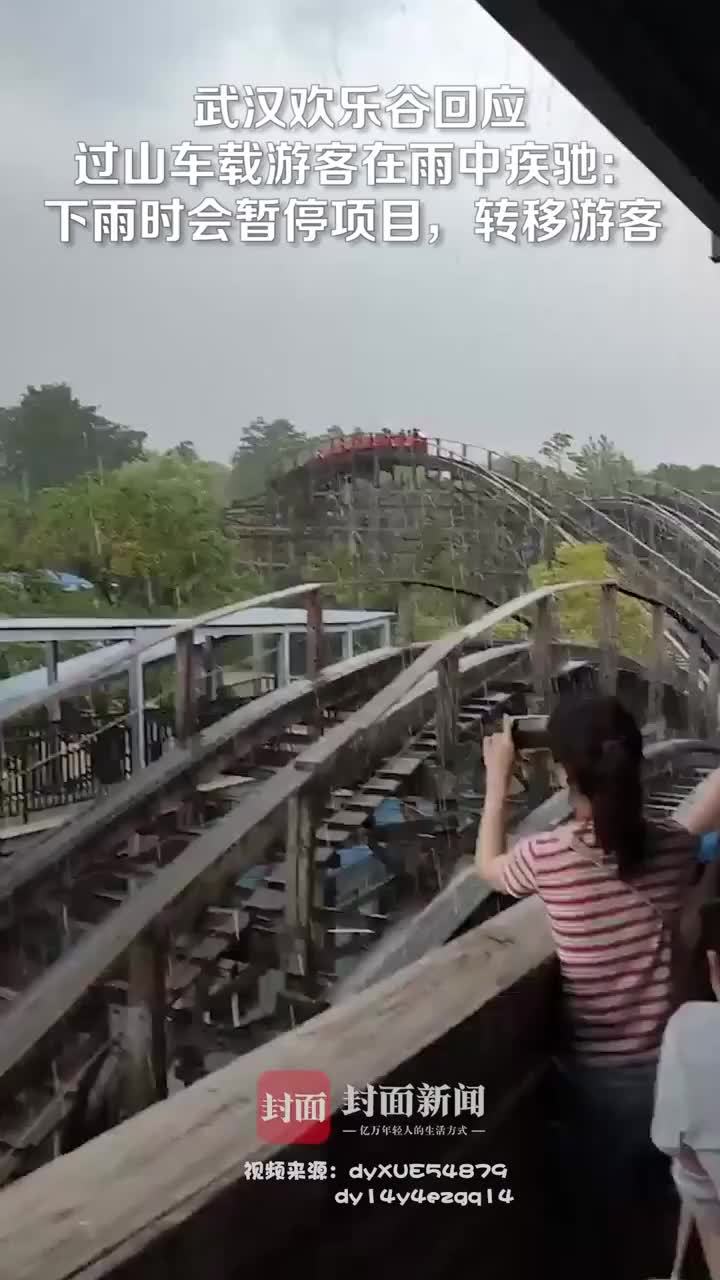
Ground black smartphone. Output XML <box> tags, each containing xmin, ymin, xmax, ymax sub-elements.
<box><xmin>699</xmin><ymin>899</ymin><xmax>720</xmax><ymax>951</ymax></box>
<box><xmin>510</xmin><ymin>715</ymin><xmax>550</xmax><ymax>752</ymax></box>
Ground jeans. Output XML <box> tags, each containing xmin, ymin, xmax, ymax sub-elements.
<box><xmin>545</xmin><ymin>1057</ymin><xmax>674</xmax><ymax>1278</ymax></box>
<box><xmin>558</xmin><ymin>1057</ymin><xmax>662</xmax><ymax>1192</ymax></box>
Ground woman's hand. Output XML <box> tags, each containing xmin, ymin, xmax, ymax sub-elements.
<box><xmin>482</xmin><ymin>718</ymin><xmax>516</xmax><ymax>796</ymax></box>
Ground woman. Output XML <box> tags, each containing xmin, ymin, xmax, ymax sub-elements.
<box><xmin>477</xmin><ymin>696</ymin><xmax>720</xmax><ymax>1268</ymax></box>
<box><xmin>653</xmin><ymin>929</ymin><xmax>720</xmax><ymax>1278</ymax></box>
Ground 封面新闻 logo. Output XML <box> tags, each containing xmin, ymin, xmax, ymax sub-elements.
<box><xmin>256</xmin><ymin>1070</ymin><xmax>331</xmax><ymax>1144</ymax></box>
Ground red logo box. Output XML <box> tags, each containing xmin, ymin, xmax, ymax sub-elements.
<box><xmin>256</xmin><ymin>1070</ymin><xmax>331</xmax><ymax>1144</ymax></box>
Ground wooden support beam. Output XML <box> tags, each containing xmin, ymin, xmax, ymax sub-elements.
<box><xmin>598</xmin><ymin>584</ymin><xmax>619</xmax><ymax>695</ymax></box>
<box><xmin>276</xmin><ymin>632</ymin><xmax>291</xmax><ymax>687</ymax></box>
<box><xmin>45</xmin><ymin>641</ymin><xmax>61</xmax><ymax>724</ymax></box>
<box><xmin>123</xmin><ymin>927</ymin><xmax>167</xmax><ymax>1116</ymax></box>
<box><xmin>529</xmin><ymin>598</ymin><xmax>555</xmax><ymax>805</ymax></box>
<box><xmin>435</xmin><ymin>652</ymin><xmax>459</xmax><ymax>802</ymax></box>
<box><xmin>251</xmin><ymin>631</ymin><xmax>265</xmax><ymax>675</ymax></box>
<box><xmin>305</xmin><ymin>590</ymin><xmax>324</xmax><ymax>739</ymax></box>
<box><xmin>174</xmin><ymin>629</ymin><xmax>196</xmax><ymax>743</ymax></box>
<box><xmin>530</xmin><ymin>597</ymin><xmax>554</xmax><ymax>713</ymax></box>
<box><xmin>648</xmin><ymin>603</ymin><xmax>666</xmax><ymax>729</ymax></box>
<box><xmin>687</xmin><ymin>628</ymin><xmax>703</xmax><ymax>738</ymax></box>
<box><xmin>201</xmin><ymin>637</ymin><xmax>219</xmax><ymax>701</ymax></box>
<box><xmin>305</xmin><ymin>589</ymin><xmax>325</xmax><ymax>680</ymax></box>
<box><xmin>397</xmin><ymin>585</ymin><xmax>416</xmax><ymax>644</ymax></box>
<box><xmin>283</xmin><ymin>792</ymin><xmax>320</xmax><ymax>995</ymax></box>
<box><xmin>127</xmin><ymin>655</ymin><xmax>146</xmax><ymax>773</ymax></box>
<box><xmin>45</xmin><ymin>640</ymin><xmax>62</xmax><ymax>796</ymax></box>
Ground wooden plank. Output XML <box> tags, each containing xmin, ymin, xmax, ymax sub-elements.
<box><xmin>245</xmin><ymin>887</ymin><xmax>285</xmax><ymax>914</ymax></box>
<box><xmin>598</xmin><ymin>583</ymin><xmax>619</xmax><ymax>695</ymax></box>
<box><xmin>0</xmin><ymin>898</ymin><xmax>553</xmax><ymax>1280</ymax></box>
<box><xmin>377</xmin><ymin>756</ymin><xmax>423</xmax><ymax>779</ymax></box>
<box><xmin>0</xmin><ymin>814</ymin><xmax>71</xmax><ymax>842</ymax></box>
<box><xmin>167</xmin><ymin>962</ymin><xmax>201</xmax><ymax>996</ymax></box>
<box><xmin>313</xmin><ymin>846</ymin><xmax>338</xmax><ymax>866</ymax></box>
<box><xmin>315</xmin><ymin>825</ymin><xmax>351</xmax><ymax>845</ymax></box>
<box><xmin>362</xmin><ymin>778</ymin><xmax>401</xmax><ymax>794</ymax></box>
<box><xmin>183</xmin><ymin>937</ymin><xmax>229</xmax><ymax>964</ymax></box>
<box><xmin>346</xmin><ymin>792</ymin><xmax>389</xmax><ymax>811</ymax></box>
<box><xmin>324</xmin><ymin>808</ymin><xmax>369</xmax><ymax>828</ymax></box>
<box><xmin>195</xmin><ymin>775</ymin><xmax>256</xmax><ymax>794</ymax></box>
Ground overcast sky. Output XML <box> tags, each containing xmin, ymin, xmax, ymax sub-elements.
<box><xmin>1</xmin><ymin>0</ymin><xmax>718</xmax><ymax>469</ymax></box>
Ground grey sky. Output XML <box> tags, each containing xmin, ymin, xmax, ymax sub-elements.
<box><xmin>1</xmin><ymin>0</ymin><xmax>718</xmax><ymax>469</ymax></box>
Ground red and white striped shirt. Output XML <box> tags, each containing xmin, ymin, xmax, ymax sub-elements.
<box><xmin>499</xmin><ymin>820</ymin><xmax>700</xmax><ymax>1065</ymax></box>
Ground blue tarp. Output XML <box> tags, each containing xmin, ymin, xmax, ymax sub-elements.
<box><xmin>0</xmin><ymin>570</ymin><xmax>94</xmax><ymax>593</ymax></box>
<box><xmin>373</xmin><ymin>797</ymin><xmax>404</xmax><ymax>826</ymax></box>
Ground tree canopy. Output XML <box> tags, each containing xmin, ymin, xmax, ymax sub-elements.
<box><xmin>569</xmin><ymin>435</ymin><xmax>637</xmax><ymax>494</ymax></box>
<box><xmin>0</xmin><ymin>384</ymin><xmax>146</xmax><ymax>494</ymax></box>
<box><xmin>528</xmin><ymin>542</ymin><xmax>649</xmax><ymax>658</ymax></box>
<box><xmin>21</xmin><ymin>456</ymin><xmax>245</xmax><ymax>610</ymax></box>
<box><xmin>229</xmin><ymin>417</ymin><xmax>308</xmax><ymax>500</ymax></box>
<box><xmin>650</xmin><ymin>462</ymin><xmax>720</xmax><ymax>496</ymax></box>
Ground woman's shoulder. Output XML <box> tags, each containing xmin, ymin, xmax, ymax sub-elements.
<box><xmin>523</xmin><ymin>822</ymin><xmax>581</xmax><ymax>854</ymax></box>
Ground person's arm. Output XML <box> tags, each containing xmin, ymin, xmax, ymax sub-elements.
<box><xmin>679</xmin><ymin>765</ymin><xmax>720</xmax><ymax>836</ymax></box>
<box><xmin>475</xmin><ymin>723</ymin><xmax>537</xmax><ymax>897</ymax></box>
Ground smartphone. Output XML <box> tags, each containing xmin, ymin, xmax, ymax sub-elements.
<box><xmin>700</xmin><ymin>899</ymin><xmax>720</xmax><ymax>952</ymax></box>
<box><xmin>510</xmin><ymin>715</ymin><xmax>550</xmax><ymax>752</ymax></box>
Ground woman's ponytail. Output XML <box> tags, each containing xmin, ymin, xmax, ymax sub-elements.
<box><xmin>590</xmin><ymin>738</ymin><xmax>646</xmax><ymax>876</ymax></box>
<box><xmin>548</xmin><ymin>695</ymin><xmax>647</xmax><ymax>878</ymax></box>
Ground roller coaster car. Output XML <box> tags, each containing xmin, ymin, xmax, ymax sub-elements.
<box><xmin>315</xmin><ymin>432</ymin><xmax>428</xmax><ymax>461</ymax></box>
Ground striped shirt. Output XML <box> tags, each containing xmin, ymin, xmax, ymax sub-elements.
<box><xmin>499</xmin><ymin>821</ymin><xmax>720</xmax><ymax>1066</ymax></box>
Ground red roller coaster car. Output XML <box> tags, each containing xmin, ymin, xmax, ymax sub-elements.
<box><xmin>315</xmin><ymin>430</ymin><xmax>429</xmax><ymax>461</ymax></box>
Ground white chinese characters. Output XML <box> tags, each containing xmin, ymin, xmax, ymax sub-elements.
<box><xmin>342</xmin><ymin>1082</ymin><xmax>485</xmax><ymax>1120</ymax></box>
<box><xmin>259</xmin><ymin>1089</ymin><xmax>328</xmax><ymax>1125</ymax></box>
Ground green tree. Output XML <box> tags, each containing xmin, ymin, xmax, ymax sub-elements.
<box><xmin>539</xmin><ymin>432</ymin><xmax>574</xmax><ymax>472</ymax></box>
<box><xmin>0</xmin><ymin>384</ymin><xmax>146</xmax><ymax>494</ymax></box>
<box><xmin>528</xmin><ymin>542</ymin><xmax>649</xmax><ymax>658</ymax></box>
<box><xmin>166</xmin><ymin>440</ymin><xmax>198</xmax><ymax>462</ymax></box>
<box><xmin>23</xmin><ymin>456</ymin><xmax>243</xmax><ymax>611</ymax></box>
<box><xmin>650</xmin><ymin>463</ymin><xmax>720</xmax><ymax>497</ymax></box>
<box><xmin>229</xmin><ymin>417</ymin><xmax>308</xmax><ymax>500</ymax></box>
<box><xmin>569</xmin><ymin>435</ymin><xmax>636</xmax><ymax>494</ymax></box>
<box><xmin>0</xmin><ymin>489</ymin><xmax>34</xmax><ymax>571</ymax></box>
